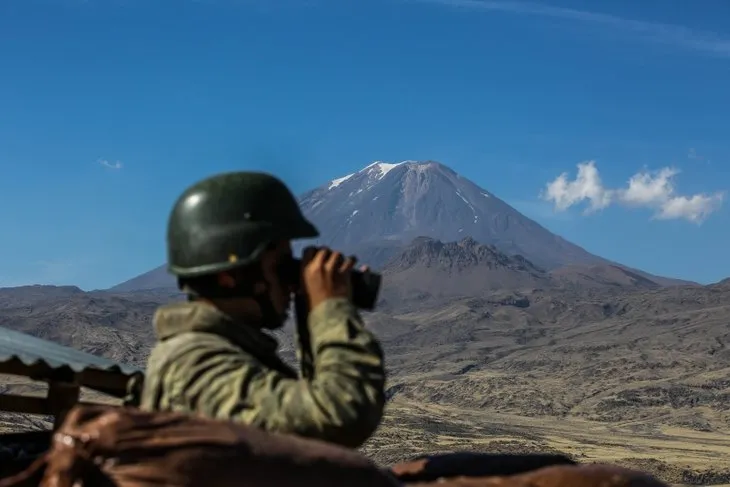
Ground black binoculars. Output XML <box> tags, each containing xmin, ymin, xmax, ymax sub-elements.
<box><xmin>278</xmin><ymin>256</ymin><xmax>382</xmax><ymax>311</ymax></box>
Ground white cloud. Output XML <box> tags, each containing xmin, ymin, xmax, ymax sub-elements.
<box><xmin>655</xmin><ymin>194</ymin><xmax>723</xmax><ymax>222</ymax></box>
<box><xmin>620</xmin><ymin>167</ymin><xmax>678</xmax><ymax>207</ymax></box>
<box><xmin>98</xmin><ymin>159</ymin><xmax>123</xmax><ymax>170</ymax></box>
<box><xmin>412</xmin><ymin>0</ymin><xmax>730</xmax><ymax>58</ymax></box>
<box><xmin>542</xmin><ymin>161</ymin><xmax>613</xmax><ymax>213</ymax></box>
<box><xmin>541</xmin><ymin>160</ymin><xmax>724</xmax><ymax>224</ymax></box>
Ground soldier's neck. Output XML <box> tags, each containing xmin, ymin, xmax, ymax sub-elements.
<box><xmin>199</xmin><ymin>297</ymin><xmax>264</xmax><ymax>326</ymax></box>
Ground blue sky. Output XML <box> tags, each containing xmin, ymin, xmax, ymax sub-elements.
<box><xmin>0</xmin><ymin>0</ymin><xmax>728</xmax><ymax>290</ymax></box>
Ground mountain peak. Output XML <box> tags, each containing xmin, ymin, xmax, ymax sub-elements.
<box><xmin>299</xmin><ymin>159</ymin><xmax>549</xmax><ymax>263</ymax></box>
<box><xmin>325</xmin><ymin>160</ymin><xmax>448</xmax><ymax>191</ymax></box>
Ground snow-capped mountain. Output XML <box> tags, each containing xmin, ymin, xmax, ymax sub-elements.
<box><xmin>297</xmin><ymin>160</ymin><xmax>600</xmax><ymax>271</ymax></box>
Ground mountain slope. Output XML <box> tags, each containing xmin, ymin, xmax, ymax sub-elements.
<box><xmin>0</xmin><ymin>285</ymin><xmax>166</xmax><ymax>365</ymax></box>
<box><xmin>110</xmin><ymin>160</ymin><xmax>693</xmax><ymax>291</ymax></box>
<box><xmin>377</xmin><ymin>236</ymin><xmax>664</xmax><ymax>306</ymax></box>
<box><xmin>111</xmin><ymin>266</ymin><xmax>174</xmax><ymax>293</ymax></box>
<box><xmin>379</xmin><ymin>236</ymin><xmax>549</xmax><ymax>302</ymax></box>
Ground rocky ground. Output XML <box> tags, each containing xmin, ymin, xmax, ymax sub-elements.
<box><xmin>0</xmin><ymin>263</ymin><xmax>728</xmax><ymax>485</ymax></box>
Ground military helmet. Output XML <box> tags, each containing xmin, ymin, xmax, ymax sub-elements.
<box><xmin>166</xmin><ymin>171</ymin><xmax>319</xmax><ymax>278</ymax></box>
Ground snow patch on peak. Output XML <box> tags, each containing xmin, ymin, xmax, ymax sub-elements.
<box><xmin>365</xmin><ymin>161</ymin><xmax>404</xmax><ymax>180</ymax></box>
<box><xmin>456</xmin><ymin>190</ymin><xmax>478</xmax><ymax>220</ymax></box>
<box><xmin>328</xmin><ymin>173</ymin><xmax>354</xmax><ymax>190</ymax></box>
<box><xmin>328</xmin><ymin>159</ymin><xmax>451</xmax><ymax>192</ymax></box>
<box><xmin>345</xmin><ymin>209</ymin><xmax>360</xmax><ymax>225</ymax></box>
<box><xmin>376</xmin><ymin>163</ymin><xmax>401</xmax><ymax>177</ymax></box>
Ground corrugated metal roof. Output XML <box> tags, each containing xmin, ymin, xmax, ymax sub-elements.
<box><xmin>0</xmin><ymin>325</ymin><xmax>142</xmax><ymax>376</ymax></box>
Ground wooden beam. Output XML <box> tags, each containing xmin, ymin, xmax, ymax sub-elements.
<box><xmin>0</xmin><ymin>394</ymin><xmax>49</xmax><ymax>415</ymax></box>
<box><xmin>0</xmin><ymin>358</ymin><xmax>142</xmax><ymax>398</ymax></box>
<box><xmin>0</xmin><ymin>394</ymin><xmax>107</xmax><ymax>418</ymax></box>
<box><xmin>48</xmin><ymin>382</ymin><xmax>80</xmax><ymax>430</ymax></box>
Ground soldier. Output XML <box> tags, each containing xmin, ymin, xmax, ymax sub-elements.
<box><xmin>139</xmin><ymin>171</ymin><xmax>387</xmax><ymax>449</ymax></box>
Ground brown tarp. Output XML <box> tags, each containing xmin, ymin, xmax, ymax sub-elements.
<box><xmin>401</xmin><ymin>463</ymin><xmax>669</xmax><ymax>486</ymax></box>
<box><xmin>390</xmin><ymin>452</ymin><xmax>576</xmax><ymax>480</ymax></box>
<box><xmin>35</xmin><ymin>405</ymin><xmax>399</xmax><ymax>487</ymax></box>
<box><xmin>0</xmin><ymin>404</ymin><xmax>670</xmax><ymax>487</ymax></box>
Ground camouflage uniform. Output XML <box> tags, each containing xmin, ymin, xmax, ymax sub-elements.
<box><xmin>138</xmin><ymin>171</ymin><xmax>386</xmax><ymax>449</ymax></box>
<box><xmin>140</xmin><ymin>298</ymin><xmax>385</xmax><ymax>448</ymax></box>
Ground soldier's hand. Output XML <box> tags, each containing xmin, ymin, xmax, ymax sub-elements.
<box><xmin>302</xmin><ymin>246</ymin><xmax>357</xmax><ymax>310</ymax></box>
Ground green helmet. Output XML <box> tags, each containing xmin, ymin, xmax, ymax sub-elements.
<box><xmin>166</xmin><ymin>171</ymin><xmax>319</xmax><ymax>278</ymax></box>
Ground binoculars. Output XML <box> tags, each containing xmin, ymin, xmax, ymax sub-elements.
<box><xmin>279</xmin><ymin>256</ymin><xmax>382</xmax><ymax>311</ymax></box>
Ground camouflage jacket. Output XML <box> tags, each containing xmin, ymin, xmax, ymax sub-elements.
<box><xmin>139</xmin><ymin>298</ymin><xmax>386</xmax><ymax>448</ymax></box>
